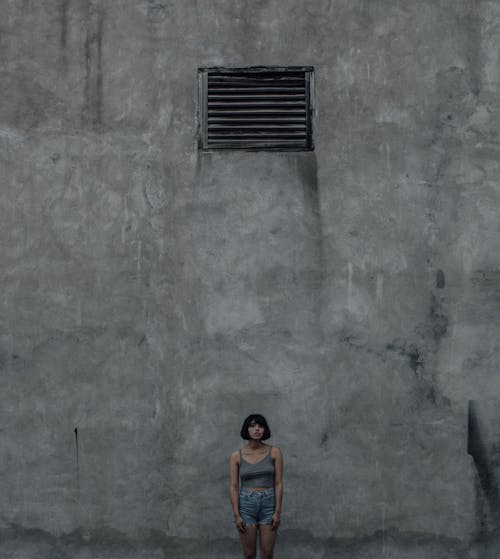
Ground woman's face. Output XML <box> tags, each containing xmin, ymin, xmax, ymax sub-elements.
<box><xmin>247</xmin><ymin>420</ymin><xmax>264</xmax><ymax>440</ymax></box>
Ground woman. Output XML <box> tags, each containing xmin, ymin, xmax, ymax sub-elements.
<box><xmin>229</xmin><ymin>414</ymin><xmax>283</xmax><ymax>559</ymax></box>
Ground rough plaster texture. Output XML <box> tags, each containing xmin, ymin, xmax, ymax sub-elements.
<box><xmin>1</xmin><ymin>0</ymin><xmax>500</xmax><ymax>557</ymax></box>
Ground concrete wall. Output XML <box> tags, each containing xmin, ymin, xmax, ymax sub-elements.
<box><xmin>1</xmin><ymin>1</ymin><xmax>500</xmax><ymax>557</ymax></box>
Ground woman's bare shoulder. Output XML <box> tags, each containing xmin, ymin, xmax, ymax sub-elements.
<box><xmin>230</xmin><ymin>449</ymin><xmax>241</xmax><ymax>462</ymax></box>
<box><xmin>270</xmin><ymin>445</ymin><xmax>282</xmax><ymax>458</ymax></box>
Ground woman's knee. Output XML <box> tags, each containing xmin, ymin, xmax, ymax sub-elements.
<box><xmin>242</xmin><ymin>542</ymin><xmax>256</xmax><ymax>559</ymax></box>
<box><xmin>260</xmin><ymin>541</ymin><xmax>275</xmax><ymax>559</ymax></box>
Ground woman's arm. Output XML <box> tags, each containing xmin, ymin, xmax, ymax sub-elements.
<box><xmin>229</xmin><ymin>451</ymin><xmax>245</xmax><ymax>532</ymax></box>
<box><xmin>272</xmin><ymin>447</ymin><xmax>283</xmax><ymax>530</ymax></box>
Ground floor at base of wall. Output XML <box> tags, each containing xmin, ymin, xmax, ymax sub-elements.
<box><xmin>1</xmin><ymin>526</ymin><xmax>499</xmax><ymax>559</ymax></box>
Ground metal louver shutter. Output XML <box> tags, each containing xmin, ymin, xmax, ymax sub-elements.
<box><xmin>199</xmin><ymin>67</ymin><xmax>314</xmax><ymax>151</ymax></box>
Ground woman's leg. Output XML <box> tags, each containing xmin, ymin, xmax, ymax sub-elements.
<box><xmin>239</xmin><ymin>524</ymin><xmax>258</xmax><ymax>559</ymax></box>
<box><xmin>258</xmin><ymin>524</ymin><xmax>278</xmax><ymax>559</ymax></box>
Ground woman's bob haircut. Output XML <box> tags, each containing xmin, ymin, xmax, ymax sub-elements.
<box><xmin>240</xmin><ymin>414</ymin><xmax>271</xmax><ymax>440</ymax></box>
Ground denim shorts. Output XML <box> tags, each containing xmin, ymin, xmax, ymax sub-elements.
<box><xmin>238</xmin><ymin>488</ymin><xmax>275</xmax><ymax>526</ymax></box>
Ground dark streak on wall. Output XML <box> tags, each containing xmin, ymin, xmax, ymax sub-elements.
<box><xmin>436</xmin><ymin>269</ymin><xmax>445</xmax><ymax>289</ymax></box>
<box><xmin>386</xmin><ymin>341</ymin><xmax>424</xmax><ymax>376</ymax></box>
<box><xmin>95</xmin><ymin>13</ymin><xmax>103</xmax><ymax>125</ymax></box>
<box><xmin>83</xmin><ymin>0</ymin><xmax>91</xmax><ymax>122</ymax></box>
<box><xmin>464</xmin><ymin>0</ymin><xmax>483</xmax><ymax>96</ymax></box>
<box><xmin>430</xmin><ymin>292</ymin><xmax>448</xmax><ymax>342</ymax></box>
<box><xmin>83</xmin><ymin>0</ymin><xmax>104</xmax><ymax>126</ymax></box>
<box><xmin>468</xmin><ymin>401</ymin><xmax>500</xmax><ymax>528</ymax></box>
<box><xmin>74</xmin><ymin>427</ymin><xmax>80</xmax><ymax>485</ymax></box>
<box><xmin>60</xmin><ymin>0</ymin><xmax>70</xmax><ymax>70</ymax></box>
<box><xmin>294</xmin><ymin>152</ymin><xmax>325</xmax><ymax>339</ymax></box>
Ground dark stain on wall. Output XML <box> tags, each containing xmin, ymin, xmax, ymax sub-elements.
<box><xmin>292</xmin><ymin>153</ymin><xmax>322</xmax><ymax>252</ymax></box>
<box><xmin>0</xmin><ymin>352</ymin><xmax>5</xmax><ymax>371</ymax></box>
<box><xmin>147</xmin><ymin>1</ymin><xmax>168</xmax><ymax>17</ymax></box>
<box><xmin>463</xmin><ymin>0</ymin><xmax>483</xmax><ymax>96</ymax></box>
<box><xmin>96</xmin><ymin>14</ymin><xmax>103</xmax><ymax>124</ymax></box>
<box><xmin>295</xmin><ymin>153</ymin><xmax>321</xmax><ymax>224</ymax></box>
<box><xmin>320</xmin><ymin>431</ymin><xmax>328</xmax><ymax>448</ymax></box>
<box><xmin>386</xmin><ymin>340</ymin><xmax>425</xmax><ymax>376</ymax></box>
<box><xmin>293</xmin><ymin>152</ymin><xmax>325</xmax><ymax>337</ymax></box>
<box><xmin>407</xmin><ymin>345</ymin><xmax>425</xmax><ymax>375</ymax></box>
<box><xmin>60</xmin><ymin>0</ymin><xmax>70</xmax><ymax>69</ymax></box>
<box><xmin>436</xmin><ymin>269</ymin><xmax>445</xmax><ymax>289</ymax></box>
<box><xmin>83</xmin><ymin>0</ymin><xmax>104</xmax><ymax>126</ymax></box>
<box><xmin>430</xmin><ymin>293</ymin><xmax>448</xmax><ymax>342</ymax></box>
<box><xmin>385</xmin><ymin>339</ymin><xmax>452</xmax><ymax>407</ymax></box>
<box><xmin>468</xmin><ymin>401</ymin><xmax>500</xmax><ymax>526</ymax></box>
<box><xmin>413</xmin><ymin>268</ymin><xmax>449</xmax><ymax>349</ymax></box>
<box><xmin>386</xmin><ymin>279</ymin><xmax>449</xmax><ymax>405</ymax></box>
<box><xmin>74</xmin><ymin>427</ymin><xmax>80</xmax><ymax>490</ymax></box>
<box><xmin>83</xmin><ymin>0</ymin><xmax>91</xmax><ymax>119</ymax></box>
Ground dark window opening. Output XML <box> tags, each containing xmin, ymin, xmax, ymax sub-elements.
<box><xmin>198</xmin><ymin>66</ymin><xmax>314</xmax><ymax>151</ymax></box>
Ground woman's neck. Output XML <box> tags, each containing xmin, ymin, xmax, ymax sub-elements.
<box><xmin>247</xmin><ymin>440</ymin><xmax>265</xmax><ymax>450</ymax></box>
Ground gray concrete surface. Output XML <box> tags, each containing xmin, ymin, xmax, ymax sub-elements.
<box><xmin>1</xmin><ymin>0</ymin><xmax>500</xmax><ymax>557</ymax></box>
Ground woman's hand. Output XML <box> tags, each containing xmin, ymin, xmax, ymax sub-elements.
<box><xmin>235</xmin><ymin>516</ymin><xmax>246</xmax><ymax>533</ymax></box>
<box><xmin>271</xmin><ymin>511</ymin><xmax>281</xmax><ymax>530</ymax></box>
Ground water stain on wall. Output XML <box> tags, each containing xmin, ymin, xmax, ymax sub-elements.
<box><xmin>293</xmin><ymin>152</ymin><xmax>325</xmax><ymax>339</ymax></box>
<box><xmin>430</xmin><ymin>292</ymin><xmax>448</xmax><ymax>342</ymax></box>
<box><xmin>386</xmin><ymin>340</ymin><xmax>424</xmax><ymax>376</ymax></box>
<box><xmin>463</xmin><ymin>0</ymin><xmax>483</xmax><ymax>96</ymax></box>
<box><xmin>436</xmin><ymin>269</ymin><xmax>445</xmax><ymax>289</ymax></box>
<box><xmin>468</xmin><ymin>400</ymin><xmax>500</xmax><ymax>530</ymax></box>
<box><xmin>82</xmin><ymin>0</ymin><xmax>104</xmax><ymax>126</ymax></box>
<box><xmin>74</xmin><ymin>427</ymin><xmax>80</xmax><ymax>487</ymax></box>
<box><xmin>60</xmin><ymin>0</ymin><xmax>70</xmax><ymax>70</ymax></box>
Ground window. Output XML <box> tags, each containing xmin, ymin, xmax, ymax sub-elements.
<box><xmin>198</xmin><ymin>66</ymin><xmax>314</xmax><ymax>151</ymax></box>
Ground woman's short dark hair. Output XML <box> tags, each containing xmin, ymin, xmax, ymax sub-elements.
<box><xmin>240</xmin><ymin>414</ymin><xmax>271</xmax><ymax>440</ymax></box>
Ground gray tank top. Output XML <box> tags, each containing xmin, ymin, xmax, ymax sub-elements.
<box><xmin>239</xmin><ymin>447</ymin><xmax>275</xmax><ymax>488</ymax></box>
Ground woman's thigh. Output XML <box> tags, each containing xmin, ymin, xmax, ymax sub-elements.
<box><xmin>239</xmin><ymin>524</ymin><xmax>257</xmax><ymax>555</ymax></box>
<box><xmin>258</xmin><ymin>524</ymin><xmax>278</xmax><ymax>556</ymax></box>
